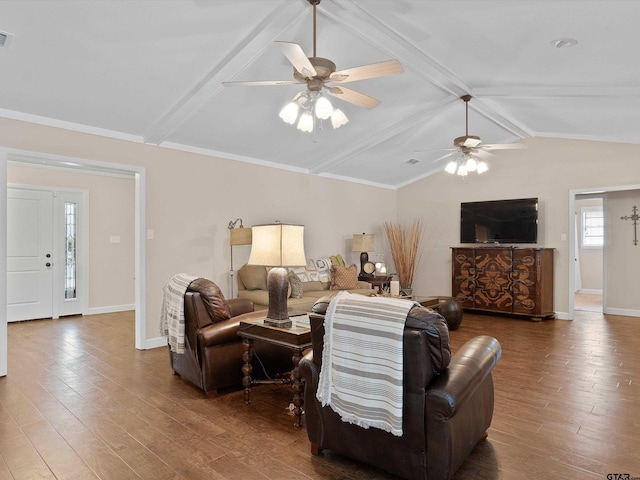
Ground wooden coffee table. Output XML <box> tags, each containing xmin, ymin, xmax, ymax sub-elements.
<box><xmin>237</xmin><ymin>313</ymin><xmax>312</xmax><ymax>427</ymax></box>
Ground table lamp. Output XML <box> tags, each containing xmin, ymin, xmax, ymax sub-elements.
<box><xmin>352</xmin><ymin>233</ymin><xmax>375</xmax><ymax>276</ymax></box>
<box><xmin>248</xmin><ymin>223</ymin><xmax>306</xmax><ymax>327</ymax></box>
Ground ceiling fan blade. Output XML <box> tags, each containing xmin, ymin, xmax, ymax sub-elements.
<box><xmin>329</xmin><ymin>60</ymin><xmax>403</xmax><ymax>83</ymax></box>
<box><xmin>276</xmin><ymin>41</ymin><xmax>317</xmax><ymax>78</ymax></box>
<box><xmin>327</xmin><ymin>86</ymin><xmax>380</xmax><ymax>109</ymax></box>
<box><xmin>222</xmin><ymin>80</ymin><xmax>300</xmax><ymax>87</ymax></box>
<box><xmin>463</xmin><ymin>137</ymin><xmax>483</xmax><ymax>148</ymax></box>
<box><xmin>472</xmin><ymin>150</ymin><xmax>496</xmax><ymax>160</ymax></box>
<box><xmin>480</xmin><ymin>143</ymin><xmax>527</xmax><ymax>150</ymax></box>
<box><xmin>432</xmin><ymin>151</ymin><xmax>458</xmax><ymax>163</ymax></box>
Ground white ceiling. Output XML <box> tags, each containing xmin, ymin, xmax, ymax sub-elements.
<box><xmin>1</xmin><ymin>0</ymin><xmax>638</xmax><ymax>188</ymax></box>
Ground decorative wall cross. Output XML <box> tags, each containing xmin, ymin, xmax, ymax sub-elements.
<box><xmin>620</xmin><ymin>205</ymin><xmax>639</xmax><ymax>246</ymax></box>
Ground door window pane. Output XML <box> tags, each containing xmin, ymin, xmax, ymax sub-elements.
<box><xmin>65</xmin><ymin>202</ymin><xmax>77</xmax><ymax>299</ymax></box>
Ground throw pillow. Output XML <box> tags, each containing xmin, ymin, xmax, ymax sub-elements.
<box><xmin>330</xmin><ymin>254</ymin><xmax>346</xmax><ymax>267</ymax></box>
<box><xmin>238</xmin><ymin>264</ymin><xmax>267</xmax><ymax>291</ymax></box>
<box><xmin>288</xmin><ymin>270</ymin><xmax>303</xmax><ymax>298</ymax></box>
<box><xmin>330</xmin><ymin>264</ymin><xmax>358</xmax><ymax>290</ymax></box>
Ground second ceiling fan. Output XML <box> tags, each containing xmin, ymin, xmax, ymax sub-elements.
<box><xmin>223</xmin><ymin>0</ymin><xmax>403</xmax><ymax>132</ymax></box>
<box><xmin>432</xmin><ymin>95</ymin><xmax>527</xmax><ymax>176</ymax></box>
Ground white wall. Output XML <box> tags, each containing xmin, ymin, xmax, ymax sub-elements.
<box><xmin>606</xmin><ymin>189</ymin><xmax>640</xmax><ymax>313</ymax></box>
<box><xmin>397</xmin><ymin>136</ymin><xmax>640</xmax><ymax>319</ymax></box>
<box><xmin>0</xmin><ymin>118</ymin><xmax>397</xmax><ymax>351</ymax></box>
<box><xmin>7</xmin><ymin>165</ymin><xmax>135</xmax><ymax>311</ymax></box>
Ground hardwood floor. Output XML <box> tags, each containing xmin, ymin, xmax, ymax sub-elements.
<box><xmin>575</xmin><ymin>292</ymin><xmax>603</xmax><ymax>313</ymax></box>
<box><xmin>1</xmin><ymin>309</ymin><xmax>639</xmax><ymax>479</ymax></box>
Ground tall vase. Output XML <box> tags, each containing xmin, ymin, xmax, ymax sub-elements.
<box><xmin>400</xmin><ymin>285</ymin><xmax>412</xmax><ymax>297</ymax></box>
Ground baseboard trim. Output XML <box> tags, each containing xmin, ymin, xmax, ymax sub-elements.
<box><xmin>86</xmin><ymin>304</ymin><xmax>135</xmax><ymax>315</ymax></box>
<box><xmin>604</xmin><ymin>307</ymin><xmax>640</xmax><ymax>318</ymax></box>
<box><xmin>144</xmin><ymin>336</ymin><xmax>168</xmax><ymax>350</ymax></box>
<box><xmin>577</xmin><ymin>289</ymin><xmax>603</xmax><ymax>295</ymax></box>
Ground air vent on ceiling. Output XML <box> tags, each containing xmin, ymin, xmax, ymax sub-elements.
<box><xmin>0</xmin><ymin>31</ymin><xmax>14</xmax><ymax>48</ymax></box>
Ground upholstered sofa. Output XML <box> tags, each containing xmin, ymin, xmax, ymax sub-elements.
<box><xmin>299</xmin><ymin>304</ymin><xmax>502</xmax><ymax>480</ymax></box>
<box><xmin>236</xmin><ymin>263</ymin><xmax>373</xmax><ymax>312</ymax></box>
<box><xmin>168</xmin><ymin>278</ymin><xmax>293</xmax><ymax>397</ymax></box>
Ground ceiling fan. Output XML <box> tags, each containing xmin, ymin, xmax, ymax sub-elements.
<box><xmin>421</xmin><ymin>94</ymin><xmax>526</xmax><ymax>176</ymax></box>
<box><xmin>223</xmin><ymin>0</ymin><xmax>403</xmax><ymax>132</ymax></box>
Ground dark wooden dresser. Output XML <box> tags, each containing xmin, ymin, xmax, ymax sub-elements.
<box><xmin>452</xmin><ymin>246</ymin><xmax>554</xmax><ymax>320</ymax></box>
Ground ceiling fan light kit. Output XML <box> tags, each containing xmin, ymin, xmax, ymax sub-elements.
<box><xmin>224</xmin><ymin>0</ymin><xmax>402</xmax><ymax>134</ymax></box>
<box><xmin>278</xmin><ymin>89</ymin><xmax>349</xmax><ymax>132</ymax></box>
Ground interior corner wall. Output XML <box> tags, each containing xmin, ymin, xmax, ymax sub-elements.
<box><xmin>7</xmin><ymin>165</ymin><xmax>135</xmax><ymax>312</ymax></box>
<box><xmin>396</xmin><ymin>136</ymin><xmax>640</xmax><ymax>319</ymax></box>
<box><xmin>0</xmin><ymin>117</ymin><xmax>397</xmax><ymax>347</ymax></box>
<box><xmin>606</xmin><ymin>189</ymin><xmax>640</xmax><ymax>312</ymax></box>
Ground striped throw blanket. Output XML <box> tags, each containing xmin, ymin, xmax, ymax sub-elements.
<box><xmin>160</xmin><ymin>273</ymin><xmax>198</xmax><ymax>354</ymax></box>
<box><xmin>317</xmin><ymin>291</ymin><xmax>417</xmax><ymax>437</ymax></box>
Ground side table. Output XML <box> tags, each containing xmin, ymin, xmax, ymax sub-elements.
<box><xmin>358</xmin><ymin>275</ymin><xmax>392</xmax><ymax>294</ymax></box>
<box><xmin>237</xmin><ymin>313</ymin><xmax>312</xmax><ymax>427</ymax></box>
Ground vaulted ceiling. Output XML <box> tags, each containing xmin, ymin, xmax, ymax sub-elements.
<box><xmin>1</xmin><ymin>1</ymin><xmax>638</xmax><ymax>188</ymax></box>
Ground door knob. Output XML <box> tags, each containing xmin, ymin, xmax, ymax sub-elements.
<box><xmin>46</xmin><ymin>262</ymin><xmax>52</xmax><ymax>267</ymax></box>
<box><xmin>46</xmin><ymin>253</ymin><xmax>51</xmax><ymax>258</ymax></box>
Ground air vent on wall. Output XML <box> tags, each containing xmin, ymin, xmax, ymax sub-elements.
<box><xmin>0</xmin><ymin>31</ymin><xmax>14</xmax><ymax>48</ymax></box>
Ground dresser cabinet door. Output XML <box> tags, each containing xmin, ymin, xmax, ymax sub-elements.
<box><xmin>452</xmin><ymin>248</ymin><xmax>476</xmax><ymax>307</ymax></box>
<box><xmin>473</xmin><ymin>248</ymin><xmax>513</xmax><ymax>312</ymax></box>
<box><xmin>511</xmin><ymin>249</ymin><xmax>539</xmax><ymax>314</ymax></box>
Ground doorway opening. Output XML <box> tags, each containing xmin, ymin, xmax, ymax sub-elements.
<box><xmin>569</xmin><ymin>183</ymin><xmax>640</xmax><ymax>319</ymax></box>
<box><xmin>1</xmin><ymin>148</ymin><xmax>146</xmax><ymax>380</ymax></box>
<box><xmin>574</xmin><ymin>194</ymin><xmax>603</xmax><ymax>313</ymax></box>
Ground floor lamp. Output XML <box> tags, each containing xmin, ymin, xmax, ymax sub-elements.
<box><xmin>228</xmin><ymin>219</ymin><xmax>252</xmax><ymax>297</ymax></box>
<box><xmin>248</xmin><ymin>223</ymin><xmax>306</xmax><ymax>328</ymax></box>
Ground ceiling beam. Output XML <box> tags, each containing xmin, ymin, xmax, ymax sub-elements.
<box><xmin>323</xmin><ymin>2</ymin><xmax>530</xmax><ymax>139</ymax></box>
<box><xmin>143</xmin><ymin>1</ymin><xmax>307</xmax><ymax>145</ymax></box>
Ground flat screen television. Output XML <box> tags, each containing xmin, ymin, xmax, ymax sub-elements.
<box><xmin>460</xmin><ymin>197</ymin><xmax>538</xmax><ymax>244</ymax></box>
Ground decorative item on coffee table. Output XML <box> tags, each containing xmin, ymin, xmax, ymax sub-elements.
<box><xmin>384</xmin><ymin>218</ymin><xmax>424</xmax><ymax>296</ymax></box>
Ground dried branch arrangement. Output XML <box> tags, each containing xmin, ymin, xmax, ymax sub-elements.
<box><xmin>383</xmin><ymin>218</ymin><xmax>424</xmax><ymax>289</ymax></box>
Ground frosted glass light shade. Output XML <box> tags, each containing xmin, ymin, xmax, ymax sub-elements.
<box><xmin>331</xmin><ymin>108</ymin><xmax>348</xmax><ymax>129</ymax></box>
<box><xmin>465</xmin><ymin>157</ymin><xmax>477</xmax><ymax>172</ymax></box>
<box><xmin>477</xmin><ymin>162</ymin><xmax>489</xmax><ymax>174</ymax></box>
<box><xmin>297</xmin><ymin>111</ymin><xmax>314</xmax><ymax>132</ymax></box>
<box><xmin>445</xmin><ymin>161</ymin><xmax>457</xmax><ymax>174</ymax></box>
<box><xmin>315</xmin><ymin>95</ymin><xmax>333</xmax><ymax>119</ymax></box>
<box><xmin>248</xmin><ymin>224</ymin><xmax>306</xmax><ymax>267</ymax></box>
<box><xmin>279</xmin><ymin>102</ymin><xmax>299</xmax><ymax>124</ymax></box>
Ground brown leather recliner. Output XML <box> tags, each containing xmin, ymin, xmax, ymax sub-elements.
<box><xmin>169</xmin><ymin>278</ymin><xmax>291</xmax><ymax>397</ymax></box>
<box><xmin>299</xmin><ymin>306</ymin><xmax>501</xmax><ymax>480</ymax></box>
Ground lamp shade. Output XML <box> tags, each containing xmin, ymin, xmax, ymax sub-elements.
<box><xmin>229</xmin><ymin>227</ymin><xmax>252</xmax><ymax>246</ymax></box>
<box><xmin>248</xmin><ymin>224</ymin><xmax>306</xmax><ymax>267</ymax></box>
<box><xmin>352</xmin><ymin>233</ymin><xmax>375</xmax><ymax>252</ymax></box>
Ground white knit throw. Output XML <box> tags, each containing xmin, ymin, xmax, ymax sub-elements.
<box><xmin>317</xmin><ymin>291</ymin><xmax>416</xmax><ymax>436</ymax></box>
<box><xmin>160</xmin><ymin>273</ymin><xmax>198</xmax><ymax>354</ymax></box>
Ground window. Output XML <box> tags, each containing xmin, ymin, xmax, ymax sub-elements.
<box><xmin>64</xmin><ymin>202</ymin><xmax>77</xmax><ymax>299</ymax></box>
<box><xmin>581</xmin><ymin>205</ymin><xmax>604</xmax><ymax>247</ymax></box>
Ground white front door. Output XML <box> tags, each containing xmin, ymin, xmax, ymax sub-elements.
<box><xmin>7</xmin><ymin>188</ymin><xmax>54</xmax><ymax>321</ymax></box>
